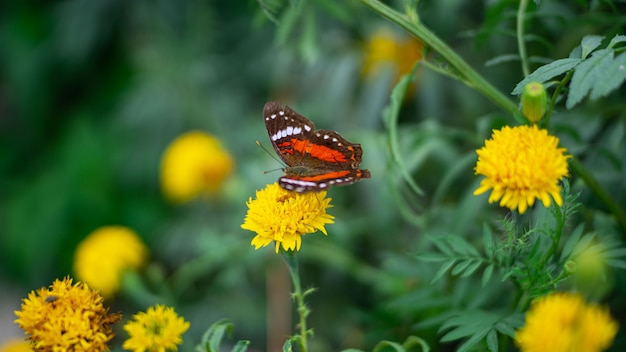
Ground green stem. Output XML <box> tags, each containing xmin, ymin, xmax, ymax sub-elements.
<box><xmin>517</xmin><ymin>0</ymin><xmax>530</xmax><ymax>77</ymax></box>
<box><xmin>281</xmin><ymin>250</ymin><xmax>309</xmax><ymax>352</ymax></box>
<box><xmin>357</xmin><ymin>0</ymin><xmax>519</xmax><ymax>115</ymax></box>
<box><xmin>544</xmin><ymin>70</ymin><xmax>573</xmax><ymax>127</ymax></box>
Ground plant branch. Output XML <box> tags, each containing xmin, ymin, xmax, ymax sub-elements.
<box><xmin>517</xmin><ymin>0</ymin><xmax>530</xmax><ymax>77</ymax></box>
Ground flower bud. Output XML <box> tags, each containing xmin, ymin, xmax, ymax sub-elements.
<box><xmin>521</xmin><ymin>81</ymin><xmax>547</xmax><ymax>124</ymax></box>
<box><xmin>564</xmin><ymin>260</ymin><xmax>577</xmax><ymax>274</ymax></box>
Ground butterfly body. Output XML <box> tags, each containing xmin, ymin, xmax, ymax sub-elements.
<box><xmin>263</xmin><ymin>102</ymin><xmax>371</xmax><ymax>192</ymax></box>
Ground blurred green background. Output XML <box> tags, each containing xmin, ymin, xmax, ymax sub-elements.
<box><xmin>2</xmin><ymin>0</ymin><xmax>625</xmax><ymax>351</ymax></box>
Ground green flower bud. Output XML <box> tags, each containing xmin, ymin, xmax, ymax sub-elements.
<box><xmin>564</xmin><ymin>260</ymin><xmax>577</xmax><ymax>274</ymax></box>
<box><xmin>521</xmin><ymin>81</ymin><xmax>547</xmax><ymax>124</ymax></box>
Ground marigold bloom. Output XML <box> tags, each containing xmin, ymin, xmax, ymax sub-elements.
<box><xmin>122</xmin><ymin>305</ymin><xmax>190</xmax><ymax>352</ymax></box>
<box><xmin>515</xmin><ymin>292</ymin><xmax>618</xmax><ymax>352</ymax></box>
<box><xmin>241</xmin><ymin>183</ymin><xmax>335</xmax><ymax>253</ymax></box>
<box><xmin>473</xmin><ymin>125</ymin><xmax>570</xmax><ymax>214</ymax></box>
<box><xmin>14</xmin><ymin>277</ymin><xmax>121</xmax><ymax>351</ymax></box>
<box><xmin>160</xmin><ymin>131</ymin><xmax>234</xmax><ymax>203</ymax></box>
<box><xmin>0</xmin><ymin>338</ymin><xmax>32</xmax><ymax>352</ymax></box>
<box><xmin>361</xmin><ymin>28</ymin><xmax>424</xmax><ymax>81</ymax></box>
<box><xmin>74</xmin><ymin>226</ymin><xmax>148</xmax><ymax>299</ymax></box>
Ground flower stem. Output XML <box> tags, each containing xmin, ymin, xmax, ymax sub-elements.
<box><xmin>516</xmin><ymin>0</ymin><xmax>530</xmax><ymax>77</ymax></box>
<box><xmin>281</xmin><ymin>250</ymin><xmax>309</xmax><ymax>352</ymax></box>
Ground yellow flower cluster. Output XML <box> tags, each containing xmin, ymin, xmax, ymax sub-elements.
<box><xmin>74</xmin><ymin>226</ymin><xmax>148</xmax><ymax>299</ymax></box>
<box><xmin>474</xmin><ymin>125</ymin><xmax>570</xmax><ymax>214</ymax></box>
<box><xmin>14</xmin><ymin>277</ymin><xmax>121</xmax><ymax>351</ymax></box>
<box><xmin>516</xmin><ymin>292</ymin><xmax>618</xmax><ymax>352</ymax></box>
<box><xmin>160</xmin><ymin>131</ymin><xmax>234</xmax><ymax>203</ymax></box>
<box><xmin>241</xmin><ymin>183</ymin><xmax>335</xmax><ymax>253</ymax></box>
<box><xmin>123</xmin><ymin>305</ymin><xmax>190</xmax><ymax>352</ymax></box>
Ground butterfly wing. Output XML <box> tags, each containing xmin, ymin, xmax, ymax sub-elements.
<box><xmin>263</xmin><ymin>102</ymin><xmax>315</xmax><ymax>167</ymax></box>
<box><xmin>279</xmin><ymin>169</ymin><xmax>371</xmax><ymax>192</ymax></box>
<box><xmin>263</xmin><ymin>101</ymin><xmax>371</xmax><ymax>192</ymax></box>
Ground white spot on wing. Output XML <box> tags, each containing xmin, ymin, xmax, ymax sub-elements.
<box><xmin>293</xmin><ymin>127</ymin><xmax>302</xmax><ymax>134</ymax></box>
<box><xmin>304</xmin><ymin>125</ymin><xmax>312</xmax><ymax>132</ymax></box>
<box><xmin>286</xmin><ymin>126</ymin><xmax>293</xmax><ymax>135</ymax></box>
<box><xmin>279</xmin><ymin>111</ymin><xmax>285</xmax><ymax>116</ymax></box>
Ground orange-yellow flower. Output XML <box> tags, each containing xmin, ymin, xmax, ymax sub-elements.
<box><xmin>122</xmin><ymin>305</ymin><xmax>190</xmax><ymax>352</ymax></box>
<box><xmin>160</xmin><ymin>131</ymin><xmax>234</xmax><ymax>203</ymax></box>
<box><xmin>515</xmin><ymin>292</ymin><xmax>617</xmax><ymax>352</ymax></box>
<box><xmin>241</xmin><ymin>183</ymin><xmax>334</xmax><ymax>253</ymax></box>
<box><xmin>74</xmin><ymin>226</ymin><xmax>148</xmax><ymax>299</ymax></box>
<box><xmin>14</xmin><ymin>277</ymin><xmax>121</xmax><ymax>351</ymax></box>
<box><xmin>474</xmin><ymin>125</ymin><xmax>570</xmax><ymax>214</ymax></box>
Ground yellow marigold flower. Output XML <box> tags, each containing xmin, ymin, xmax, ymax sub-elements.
<box><xmin>241</xmin><ymin>183</ymin><xmax>335</xmax><ymax>253</ymax></box>
<box><xmin>74</xmin><ymin>225</ymin><xmax>148</xmax><ymax>299</ymax></box>
<box><xmin>14</xmin><ymin>277</ymin><xmax>121</xmax><ymax>352</ymax></box>
<box><xmin>122</xmin><ymin>305</ymin><xmax>190</xmax><ymax>352</ymax></box>
<box><xmin>160</xmin><ymin>131</ymin><xmax>234</xmax><ymax>203</ymax></box>
<box><xmin>515</xmin><ymin>292</ymin><xmax>618</xmax><ymax>352</ymax></box>
<box><xmin>0</xmin><ymin>338</ymin><xmax>32</xmax><ymax>352</ymax></box>
<box><xmin>473</xmin><ymin>125</ymin><xmax>570</xmax><ymax>214</ymax></box>
<box><xmin>361</xmin><ymin>28</ymin><xmax>424</xmax><ymax>81</ymax></box>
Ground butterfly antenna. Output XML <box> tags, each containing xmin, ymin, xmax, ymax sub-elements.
<box><xmin>256</xmin><ymin>140</ymin><xmax>286</xmax><ymax>167</ymax></box>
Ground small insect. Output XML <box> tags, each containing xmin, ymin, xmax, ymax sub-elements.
<box><xmin>45</xmin><ymin>295</ymin><xmax>59</xmax><ymax>303</ymax></box>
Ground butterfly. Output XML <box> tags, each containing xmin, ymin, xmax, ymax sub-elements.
<box><xmin>263</xmin><ymin>101</ymin><xmax>371</xmax><ymax>193</ymax></box>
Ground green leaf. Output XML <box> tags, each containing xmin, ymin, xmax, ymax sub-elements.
<box><xmin>198</xmin><ymin>319</ymin><xmax>234</xmax><ymax>352</ymax></box>
<box><xmin>605</xmin><ymin>258</ymin><xmax>626</xmax><ymax>269</ymax></box>
<box><xmin>486</xmin><ymin>329</ymin><xmax>499</xmax><ymax>352</ymax></box>
<box><xmin>560</xmin><ymin>225</ymin><xmax>584</xmax><ymax>262</ymax></box>
<box><xmin>608</xmin><ymin>34</ymin><xmax>626</xmax><ymax>48</ymax></box>
<box><xmin>431</xmin><ymin>259</ymin><xmax>457</xmax><ymax>283</ymax></box>
<box><xmin>590</xmin><ymin>52</ymin><xmax>626</xmax><ymax>100</ymax></box>
<box><xmin>282</xmin><ymin>339</ymin><xmax>293</xmax><ymax>352</ymax></box>
<box><xmin>483</xmin><ymin>224</ymin><xmax>494</xmax><ymax>258</ymax></box>
<box><xmin>451</xmin><ymin>259</ymin><xmax>472</xmax><ymax>276</ymax></box>
<box><xmin>580</xmin><ymin>35</ymin><xmax>605</xmax><ymax>59</ymax></box>
<box><xmin>383</xmin><ymin>65</ymin><xmax>424</xmax><ymax>197</ymax></box>
<box><xmin>461</xmin><ymin>260</ymin><xmax>483</xmax><ymax>278</ymax></box>
<box><xmin>231</xmin><ymin>341</ymin><xmax>250</xmax><ymax>352</ymax></box>
<box><xmin>571</xmin><ymin>233</ymin><xmax>597</xmax><ymax>257</ymax></box>
<box><xmin>566</xmin><ymin>49</ymin><xmax>614</xmax><ymax>109</ymax></box>
<box><xmin>372</xmin><ymin>340</ymin><xmax>405</xmax><ymax>352</ymax></box>
<box><xmin>456</xmin><ymin>327</ymin><xmax>491</xmax><ymax>352</ymax></box>
<box><xmin>445</xmin><ymin>236</ymin><xmax>481</xmax><ymax>257</ymax></box>
<box><xmin>512</xmin><ymin>58</ymin><xmax>580</xmax><ymax>94</ymax></box>
<box><xmin>429</xmin><ymin>236</ymin><xmax>454</xmax><ymax>256</ymax></box>
<box><xmin>482</xmin><ymin>264</ymin><xmax>494</xmax><ymax>286</ymax></box>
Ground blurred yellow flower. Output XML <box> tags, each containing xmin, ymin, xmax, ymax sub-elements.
<box><xmin>14</xmin><ymin>277</ymin><xmax>121</xmax><ymax>351</ymax></box>
<box><xmin>74</xmin><ymin>225</ymin><xmax>148</xmax><ymax>299</ymax></box>
<box><xmin>0</xmin><ymin>338</ymin><xmax>32</xmax><ymax>352</ymax></box>
<box><xmin>122</xmin><ymin>305</ymin><xmax>190</xmax><ymax>352</ymax></box>
<box><xmin>361</xmin><ymin>28</ymin><xmax>424</xmax><ymax>81</ymax></box>
<box><xmin>515</xmin><ymin>292</ymin><xmax>617</xmax><ymax>352</ymax></box>
<box><xmin>473</xmin><ymin>125</ymin><xmax>570</xmax><ymax>214</ymax></box>
<box><xmin>241</xmin><ymin>183</ymin><xmax>334</xmax><ymax>253</ymax></box>
<box><xmin>160</xmin><ymin>131</ymin><xmax>234</xmax><ymax>203</ymax></box>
